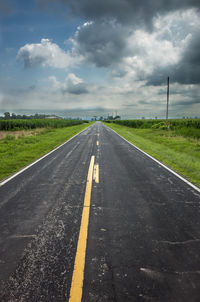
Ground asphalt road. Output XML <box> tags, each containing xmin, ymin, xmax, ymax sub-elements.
<box><xmin>0</xmin><ymin>122</ymin><xmax>200</xmax><ymax>302</ymax></box>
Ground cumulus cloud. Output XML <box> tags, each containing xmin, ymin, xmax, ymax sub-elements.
<box><xmin>147</xmin><ymin>31</ymin><xmax>200</xmax><ymax>85</ymax></box>
<box><xmin>123</xmin><ymin>28</ymin><xmax>182</xmax><ymax>78</ymax></box>
<box><xmin>70</xmin><ymin>13</ymin><xmax>185</xmax><ymax>70</ymax></box>
<box><xmin>105</xmin><ymin>9</ymin><xmax>200</xmax><ymax>86</ymax></box>
<box><xmin>66</xmin><ymin>73</ymin><xmax>88</xmax><ymax>94</ymax></box>
<box><xmin>17</xmin><ymin>38</ymin><xmax>81</xmax><ymax>69</ymax></box>
<box><xmin>66</xmin><ymin>7</ymin><xmax>200</xmax><ymax>86</ymax></box>
<box><xmin>36</xmin><ymin>1</ymin><xmax>200</xmax><ymax>86</ymax></box>
<box><xmin>71</xmin><ymin>20</ymin><xmax>129</xmax><ymax>67</ymax></box>
<box><xmin>48</xmin><ymin>73</ymin><xmax>88</xmax><ymax>95</ymax></box>
<box><xmin>12</xmin><ymin>0</ymin><xmax>200</xmax><ymax>116</ymax></box>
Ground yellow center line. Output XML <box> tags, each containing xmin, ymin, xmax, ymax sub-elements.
<box><xmin>69</xmin><ymin>155</ymin><xmax>95</xmax><ymax>302</ymax></box>
<box><xmin>93</xmin><ymin>163</ymin><xmax>99</xmax><ymax>183</ymax></box>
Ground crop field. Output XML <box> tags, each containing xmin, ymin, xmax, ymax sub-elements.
<box><xmin>0</xmin><ymin>118</ymin><xmax>86</xmax><ymax>131</ymax></box>
<box><xmin>106</xmin><ymin>119</ymin><xmax>200</xmax><ymax>139</ymax></box>
<box><xmin>105</xmin><ymin>119</ymin><xmax>200</xmax><ymax>186</ymax></box>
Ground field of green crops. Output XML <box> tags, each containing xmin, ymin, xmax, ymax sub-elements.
<box><xmin>106</xmin><ymin>119</ymin><xmax>200</xmax><ymax>139</ymax></box>
<box><xmin>0</xmin><ymin>119</ymin><xmax>87</xmax><ymax>131</ymax></box>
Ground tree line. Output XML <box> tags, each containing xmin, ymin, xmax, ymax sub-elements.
<box><xmin>0</xmin><ymin>112</ymin><xmax>59</xmax><ymax>120</ymax></box>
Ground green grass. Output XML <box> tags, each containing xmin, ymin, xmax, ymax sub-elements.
<box><xmin>104</xmin><ymin>123</ymin><xmax>200</xmax><ymax>187</ymax></box>
<box><xmin>0</xmin><ymin>123</ymin><xmax>90</xmax><ymax>181</ymax></box>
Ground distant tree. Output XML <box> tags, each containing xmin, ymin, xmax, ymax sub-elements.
<box><xmin>11</xmin><ymin>113</ymin><xmax>16</xmax><ymax>119</ymax></box>
<box><xmin>4</xmin><ymin>112</ymin><xmax>10</xmax><ymax>119</ymax></box>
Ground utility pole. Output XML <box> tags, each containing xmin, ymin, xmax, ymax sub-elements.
<box><xmin>166</xmin><ymin>76</ymin><xmax>169</xmax><ymax>126</ymax></box>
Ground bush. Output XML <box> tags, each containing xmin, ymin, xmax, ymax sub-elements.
<box><xmin>152</xmin><ymin>122</ymin><xmax>168</xmax><ymax>130</ymax></box>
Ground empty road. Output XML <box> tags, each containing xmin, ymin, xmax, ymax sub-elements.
<box><xmin>0</xmin><ymin>122</ymin><xmax>200</xmax><ymax>302</ymax></box>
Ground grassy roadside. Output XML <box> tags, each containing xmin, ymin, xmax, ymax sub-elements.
<box><xmin>104</xmin><ymin>123</ymin><xmax>200</xmax><ymax>187</ymax></box>
<box><xmin>0</xmin><ymin>123</ymin><xmax>90</xmax><ymax>181</ymax></box>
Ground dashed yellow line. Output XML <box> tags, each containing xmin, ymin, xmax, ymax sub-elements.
<box><xmin>93</xmin><ymin>164</ymin><xmax>99</xmax><ymax>183</ymax></box>
<box><xmin>96</xmin><ymin>140</ymin><xmax>99</xmax><ymax>146</ymax></box>
<box><xmin>69</xmin><ymin>156</ymin><xmax>95</xmax><ymax>302</ymax></box>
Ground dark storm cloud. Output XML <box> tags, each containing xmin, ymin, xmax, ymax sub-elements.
<box><xmin>67</xmin><ymin>0</ymin><xmax>200</xmax><ymax>84</ymax></box>
<box><xmin>73</xmin><ymin>20</ymin><xmax>129</xmax><ymax>67</ymax></box>
<box><xmin>64</xmin><ymin>83</ymin><xmax>88</xmax><ymax>95</ymax></box>
<box><xmin>37</xmin><ymin>0</ymin><xmax>200</xmax><ymax>86</ymax></box>
<box><xmin>38</xmin><ymin>1</ymin><xmax>200</xmax><ymax>64</ymax></box>
<box><xmin>174</xmin><ymin>98</ymin><xmax>200</xmax><ymax>106</ymax></box>
<box><xmin>182</xmin><ymin>31</ymin><xmax>200</xmax><ymax>67</ymax></box>
<box><xmin>139</xmin><ymin>100</ymin><xmax>151</xmax><ymax>105</ymax></box>
<box><xmin>147</xmin><ymin>32</ymin><xmax>200</xmax><ymax>85</ymax></box>
<box><xmin>39</xmin><ymin>0</ymin><xmax>200</xmax><ymax>27</ymax></box>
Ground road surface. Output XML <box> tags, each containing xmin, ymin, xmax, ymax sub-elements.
<box><xmin>0</xmin><ymin>122</ymin><xmax>200</xmax><ymax>302</ymax></box>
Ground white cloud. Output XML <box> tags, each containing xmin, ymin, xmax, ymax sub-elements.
<box><xmin>67</xmin><ymin>73</ymin><xmax>83</xmax><ymax>85</ymax></box>
<box><xmin>123</xmin><ymin>28</ymin><xmax>182</xmax><ymax>79</ymax></box>
<box><xmin>17</xmin><ymin>38</ymin><xmax>82</xmax><ymax>69</ymax></box>
<box><xmin>69</xmin><ymin>9</ymin><xmax>199</xmax><ymax>85</ymax></box>
<box><xmin>107</xmin><ymin>8</ymin><xmax>199</xmax><ymax>86</ymax></box>
<box><xmin>48</xmin><ymin>76</ymin><xmax>62</xmax><ymax>89</ymax></box>
<box><xmin>10</xmin><ymin>8</ymin><xmax>200</xmax><ymax>117</ymax></box>
<box><xmin>48</xmin><ymin>73</ymin><xmax>88</xmax><ymax>95</ymax></box>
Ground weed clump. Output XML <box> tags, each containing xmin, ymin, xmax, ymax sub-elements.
<box><xmin>151</xmin><ymin>122</ymin><xmax>168</xmax><ymax>130</ymax></box>
<box><xmin>4</xmin><ymin>134</ymin><xmax>16</xmax><ymax>141</ymax></box>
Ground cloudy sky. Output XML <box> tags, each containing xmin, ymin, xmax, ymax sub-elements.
<box><xmin>0</xmin><ymin>0</ymin><xmax>200</xmax><ymax>118</ymax></box>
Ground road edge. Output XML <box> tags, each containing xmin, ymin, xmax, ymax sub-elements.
<box><xmin>104</xmin><ymin>124</ymin><xmax>200</xmax><ymax>193</ymax></box>
<box><xmin>0</xmin><ymin>124</ymin><xmax>92</xmax><ymax>187</ymax></box>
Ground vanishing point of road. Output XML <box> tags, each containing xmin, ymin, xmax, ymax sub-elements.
<box><xmin>0</xmin><ymin>122</ymin><xmax>200</xmax><ymax>302</ymax></box>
